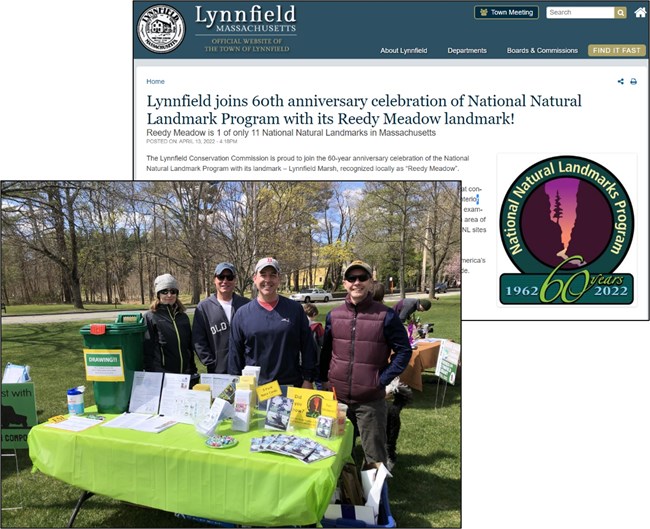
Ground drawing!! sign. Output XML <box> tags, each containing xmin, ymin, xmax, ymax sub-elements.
<box><xmin>499</xmin><ymin>155</ymin><xmax>634</xmax><ymax>304</ymax></box>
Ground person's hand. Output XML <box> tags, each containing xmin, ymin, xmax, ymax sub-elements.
<box><xmin>301</xmin><ymin>380</ymin><xmax>314</xmax><ymax>389</ymax></box>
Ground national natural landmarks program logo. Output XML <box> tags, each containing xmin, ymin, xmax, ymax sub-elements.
<box><xmin>499</xmin><ymin>155</ymin><xmax>634</xmax><ymax>305</ymax></box>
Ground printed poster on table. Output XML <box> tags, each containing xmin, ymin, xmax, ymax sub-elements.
<box><xmin>1</xmin><ymin>382</ymin><xmax>38</xmax><ymax>449</ymax></box>
<box><xmin>435</xmin><ymin>340</ymin><xmax>461</xmax><ymax>385</ymax></box>
<box><xmin>286</xmin><ymin>387</ymin><xmax>336</xmax><ymax>429</ymax></box>
<box><xmin>83</xmin><ymin>349</ymin><xmax>125</xmax><ymax>381</ymax></box>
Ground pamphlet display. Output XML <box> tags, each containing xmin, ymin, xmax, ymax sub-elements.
<box><xmin>232</xmin><ymin>385</ymin><xmax>253</xmax><ymax>432</ymax></box>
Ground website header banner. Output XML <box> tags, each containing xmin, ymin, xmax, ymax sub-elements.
<box><xmin>133</xmin><ymin>1</ymin><xmax>649</xmax><ymax>59</ymax></box>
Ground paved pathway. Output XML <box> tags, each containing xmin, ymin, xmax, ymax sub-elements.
<box><xmin>1</xmin><ymin>292</ymin><xmax>451</xmax><ymax>325</ymax></box>
<box><xmin>1</xmin><ymin>309</ymin><xmax>194</xmax><ymax>325</ymax></box>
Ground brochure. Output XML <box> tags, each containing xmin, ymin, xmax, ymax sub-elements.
<box><xmin>200</xmin><ymin>373</ymin><xmax>238</xmax><ymax>402</ymax></box>
<box><xmin>129</xmin><ymin>371</ymin><xmax>164</xmax><ymax>414</ymax></box>
<box><xmin>2</xmin><ymin>363</ymin><xmax>30</xmax><ymax>383</ymax></box>
<box><xmin>162</xmin><ymin>389</ymin><xmax>212</xmax><ymax>425</ymax></box>
<box><xmin>265</xmin><ymin>396</ymin><xmax>293</xmax><ymax>431</ymax></box>
<box><xmin>157</xmin><ymin>373</ymin><xmax>191</xmax><ymax>416</ymax></box>
<box><xmin>283</xmin><ymin>436</ymin><xmax>318</xmax><ymax>460</ymax></box>
<box><xmin>102</xmin><ymin>412</ymin><xmax>178</xmax><ymax>433</ymax></box>
<box><xmin>316</xmin><ymin>416</ymin><xmax>334</xmax><ymax>439</ymax></box>
<box><xmin>195</xmin><ymin>397</ymin><xmax>234</xmax><ymax>437</ymax></box>
<box><xmin>303</xmin><ymin>444</ymin><xmax>337</xmax><ymax>464</ymax></box>
<box><xmin>44</xmin><ymin>416</ymin><xmax>104</xmax><ymax>432</ymax></box>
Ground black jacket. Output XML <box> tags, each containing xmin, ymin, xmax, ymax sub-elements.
<box><xmin>143</xmin><ymin>305</ymin><xmax>197</xmax><ymax>375</ymax></box>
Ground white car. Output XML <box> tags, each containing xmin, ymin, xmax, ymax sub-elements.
<box><xmin>290</xmin><ymin>288</ymin><xmax>332</xmax><ymax>303</ymax></box>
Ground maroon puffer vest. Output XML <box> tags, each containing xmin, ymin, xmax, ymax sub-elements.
<box><xmin>328</xmin><ymin>294</ymin><xmax>390</xmax><ymax>404</ymax></box>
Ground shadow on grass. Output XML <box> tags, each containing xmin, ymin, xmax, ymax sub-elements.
<box><xmin>390</xmin><ymin>452</ymin><xmax>461</xmax><ymax>528</ymax></box>
<box><xmin>407</xmin><ymin>379</ymin><xmax>461</xmax><ymax>410</ymax></box>
<box><xmin>3</xmin><ymin>323</ymin><xmax>85</xmax><ymax>351</ymax></box>
<box><xmin>54</xmin><ymin>498</ymin><xmax>209</xmax><ymax>528</ymax></box>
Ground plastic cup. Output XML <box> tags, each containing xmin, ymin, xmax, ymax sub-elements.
<box><xmin>336</xmin><ymin>402</ymin><xmax>348</xmax><ymax>435</ymax></box>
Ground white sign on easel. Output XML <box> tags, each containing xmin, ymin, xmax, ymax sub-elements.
<box><xmin>435</xmin><ymin>340</ymin><xmax>461</xmax><ymax>385</ymax></box>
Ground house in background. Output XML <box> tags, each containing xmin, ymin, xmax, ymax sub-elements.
<box><xmin>295</xmin><ymin>266</ymin><xmax>329</xmax><ymax>289</ymax></box>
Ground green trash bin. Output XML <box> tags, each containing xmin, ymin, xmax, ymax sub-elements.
<box><xmin>80</xmin><ymin>313</ymin><xmax>147</xmax><ymax>414</ymax></box>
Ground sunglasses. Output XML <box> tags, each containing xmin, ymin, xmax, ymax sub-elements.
<box><xmin>159</xmin><ymin>289</ymin><xmax>178</xmax><ymax>295</ymax></box>
<box><xmin>345</xmin><ymin>274</ymin><xmax>370</xmax><ymax>283</ymax></box>
<box><xmin>216</xmin><ymin>274</ymin><xmax>235</xmax><ymax>281</ymax></box>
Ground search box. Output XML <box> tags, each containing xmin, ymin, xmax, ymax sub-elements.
<box><xmin>547</xmin><ymin>6</ymin><xmax>627</xmax><ymax>19</ymax></box>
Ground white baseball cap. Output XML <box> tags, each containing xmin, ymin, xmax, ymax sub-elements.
<box><xmin>254</xmin><ymin>257</ymin><xmax>280</xmax><ymax>274</ymax></box>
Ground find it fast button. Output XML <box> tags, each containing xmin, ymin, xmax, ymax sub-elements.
<box><xmin>588</xmin><ymin>44</ymin><xmax>646</xmax><ymax>57</ymax></box>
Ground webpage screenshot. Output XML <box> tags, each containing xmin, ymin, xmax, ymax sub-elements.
<box><xmin>133</xmin><ymin>1</ymin><xmax>649</xmax><ymax>321</ymax></box>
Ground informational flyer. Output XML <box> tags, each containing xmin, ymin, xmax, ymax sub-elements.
<box><xmin>129</xmin><ymin>371</ymin><xmax>164</xmax><ymax>414</ymax></box>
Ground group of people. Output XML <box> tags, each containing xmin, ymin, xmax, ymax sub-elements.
<box><xmin>143</xmin><ymin>257</ymin><xmax>416</xmax><ymax>468</ymax></box>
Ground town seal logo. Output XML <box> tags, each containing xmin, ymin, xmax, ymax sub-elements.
<box><xmin>137</xmin><ymin>5</ymin><xmax>185</xmax><ymax>54</ymax></box>
<box><xmin>499</xmin><ymin>155</ymin><xmax>634</xmax><ymax>305</ymax></box>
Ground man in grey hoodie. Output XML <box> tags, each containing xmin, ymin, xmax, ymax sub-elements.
<box><xmin>193</xmin><ymin>262</ymin><xmax>250</xmax><ymax>373</ymax></box>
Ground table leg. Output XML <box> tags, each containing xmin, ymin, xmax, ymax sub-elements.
<box><xmin>67</xmin><ymin>491</ymin><xmax>94</xmax><ymax>528</ymax></box>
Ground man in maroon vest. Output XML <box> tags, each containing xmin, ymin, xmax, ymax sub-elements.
<box><xmin>320</xmin><ymin>260</ymin><xmax>412</xmax><ymax>465</ymax></box>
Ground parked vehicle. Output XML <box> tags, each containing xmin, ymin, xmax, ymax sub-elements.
<box><xmin>425</xmin><ymin>282</ymin><xmax>448</xmax><ymax>294</ymax></box>
<box><xmin>289</xmin><ymin>288</ymin><xmax>332</xmax><ymax>303</ymax></box>
<box><xmin>435</xmin><ymin>282</ymin><xmax>448</xmax><ymax>294</ymax></box>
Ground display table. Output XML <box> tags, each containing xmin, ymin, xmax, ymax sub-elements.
<box><xmin>28</xmin><ymin>410</ymin><xmax>353</xmax><ymax>527</ymax></box>
<box><xmin>399</xmin><ymin>340</ymin><xmax>442</xmax><ymax>391</ymax></box>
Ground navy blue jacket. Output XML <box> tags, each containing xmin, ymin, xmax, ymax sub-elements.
<box><xmin>228</xmin><ymin>297</ymin><xmax>318</xmax><ymax>386</ymax></box>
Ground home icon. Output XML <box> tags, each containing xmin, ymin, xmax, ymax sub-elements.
<box><xmin>634</xmin><ymin>7</ymin><xmax>647</xmax><ymax>18</ymax></box>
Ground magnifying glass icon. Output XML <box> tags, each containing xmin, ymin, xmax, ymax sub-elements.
<box><xmin>615</xmin><ymin>7</ymin><xmax>627</xmax><ymax>18</ymax></box>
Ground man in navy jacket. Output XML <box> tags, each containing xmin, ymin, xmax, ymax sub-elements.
<box><xmin>228</xmin><ymin>257</ymin><xmax>318</xmax><ymax>387</ymax></box>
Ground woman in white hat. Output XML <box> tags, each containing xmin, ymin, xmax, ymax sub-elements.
<box><xmin>143</xmin><ymin>274</ymin><xmax>198</xmax><ymax>384</ymax></box>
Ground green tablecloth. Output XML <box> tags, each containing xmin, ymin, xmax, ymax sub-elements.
<box><xmin>28</xmin><ymin>410</ymin><xmax>353</xmax><ymax>526</ymax></box>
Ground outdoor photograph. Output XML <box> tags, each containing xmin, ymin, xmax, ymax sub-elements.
<box><xmin>1</xmin><ymin>180</ymin><xmax>461</xmax><ymax>527</ymax></box>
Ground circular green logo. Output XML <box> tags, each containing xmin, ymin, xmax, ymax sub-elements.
<box><xmin>500</xmin><ymin>155</ymin><xmax>633</xmax><ymax>275</ymax></box>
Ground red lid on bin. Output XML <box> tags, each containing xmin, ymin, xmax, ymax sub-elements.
<box><xmin>90</xmin><ymin>324</ymin><xmax>106</xmax><ymax>335</ymax></box>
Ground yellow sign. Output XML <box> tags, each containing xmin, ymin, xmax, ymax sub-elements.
<box><xmin>287</xmin><ymin>387</ymin><xmax>336</xmax><ymax>428</ymax></box>
<box><xmin>257</xmin><ymin>380</ymin><xmax>282</xmax><ymax>401</ymax></box>
<box><xmin>83</xmin><ymin>349</ymin><xmax>125</xmax><ymax>381</ymax></box>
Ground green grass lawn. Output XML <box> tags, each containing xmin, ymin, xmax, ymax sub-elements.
<box><xmin>1</xmin><ymin>294</ymin><xmax>460</xmax><ymax>527</ymax></box>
